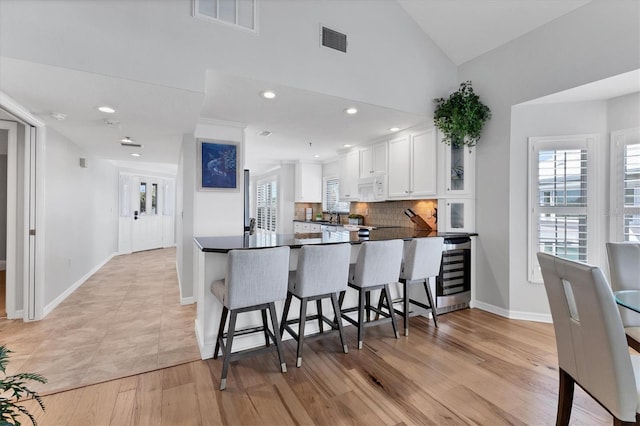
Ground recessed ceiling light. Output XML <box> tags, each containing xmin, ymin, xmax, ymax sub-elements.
<box><xmin>257</xmin><ymin>130</ymin><xmax>272</xmax><ymax>137</ymax></box>
<box><xmin>98</xmin><ymin>106</ymin><xmax>116</xmax><ymax>114</ymax></box>
<box><xmin>130</xmin><ymin>153</ymin><xmax>141</xmax><ymax>157</ymax></box>
<box><xmin>313</xmin><ymin>154</ymin><xmax>320</xmax><ymax>158</ymax></box>
<box><xmin>50</xmin><ymin>112</ymin><xmax>67</xmax><ymax>121</ymax></box>
<box><xmin>344</xmin><ymin>107</ymin><xmax>358</xmax><ymax>115</ymax></box>
<box><xmin>261</xmin><ymin>90</ymin><xmax>276</xmax><ymax>99</ymax></box>
<box><xmin>343</xmin><ymin>144</ymin><xmax>352</xmax><ymax>148</ymax></box>
<box><xmin>389</xmin><ymin>127</ymin><xmax>400</xmax><ymax>132</ymax></box>
<box><xmin>121</xmin><ymin>136</ymin><xmax>134</xmax><ymax>144</ymax></box>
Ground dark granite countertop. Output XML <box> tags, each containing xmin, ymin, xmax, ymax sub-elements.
<box><xmin>195</xmin><ymin>228</ymin><xmax>477</xmax><ymax>253</ymax></box>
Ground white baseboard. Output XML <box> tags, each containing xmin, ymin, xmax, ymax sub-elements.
<box><xmin>181</xmin><ymin>296</ymin><xmax>195</xmax><ymax>305</ymax></box>
<box><xmin>8</xmin><ymin>309</ymin><xmax>24</xmax><ymax>320</ymax></box>
<box><xmin>473</xmin><ymin>300</ymin><xmax>552</xmax><ymax>323</ymax></box>
<box><xmin>43</xmin><ymin>252</ymin><xmax>117</xmax><ymax>318</ymax></box>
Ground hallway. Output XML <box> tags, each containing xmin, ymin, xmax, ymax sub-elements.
<box><xmin>0</xmin><ymin>247</ymin><xmax>199</xmax><ymax>395</ymax></box>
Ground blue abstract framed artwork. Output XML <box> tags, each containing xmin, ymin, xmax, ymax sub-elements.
<box><xmin>197</xmin><ymin>139</ymin><xmax>239</xmax><ymax>191</ymax></box>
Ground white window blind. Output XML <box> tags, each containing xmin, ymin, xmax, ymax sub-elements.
<box><xmin>257</xmin><ymin>179</ymin><xmax>277</xmax><ymax>232</ymax></box>
<box><xmin>194</xmin><ymin>0</ymin><xmax>256</xmax><ymax>31</ymax></box>
<box><xmin>611</xmin><ymin>128</ymin><xmax>640</xmax><ymax>241</ymax></box>
<box><xmin>529</xmin><ymin>135</ymin><xmax>594</xmax><ymax>282</ymax></box>
<box><xmin>323</xmin><ymin>177</ymin><xmax>350</xmax><ymax>213</ymax></box>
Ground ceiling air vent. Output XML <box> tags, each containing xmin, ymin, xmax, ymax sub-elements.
<box><xmin>321</xmin><ymin>26</ymin><xmax>347</xmax><ymax>53</ymax></box>
<box><xmin>121</xmin><ymin>142</ymin><xmax>143</xmax><ymax>148</ymax></box>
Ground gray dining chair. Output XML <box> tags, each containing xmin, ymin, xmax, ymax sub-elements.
<box><xmin>606</xmin><ymin>242</ymin><xmax>640</xmax><ymax>347</ymax></box>
<box><xmin>537</xmin><ymin>252</ymin><xmax>640</xmax><ymax>425</ymax></box>
<box><xmin>211</xmin><ymin>246</ymin><xmax>290</xmax><ymax>390</ymax></box>
<box><xmin>340</xmin><ymin>239</ymin><xmax>404</xmax><ymax>350</ymax></box>
<box><xmin>378</xmin><ymin>237</ymin><xmax>443</xmax><ymax>335</ymax></box>
<box><xmin>280</xmin><ymin>243</ymin><xmax>351</xmax><ymax>367</ymax></box>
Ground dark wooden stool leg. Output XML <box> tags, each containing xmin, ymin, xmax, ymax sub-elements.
<box><xmin>214</xmin><ymin>306</ymin><xmax>228</xmax><ymax>359</ymax></box>
<box><xmin>316</xmin><ymin>299</ymin><xmax>323</xmax><ymax>333</ymax></box>
<box><xmin>296</xmin><ymin>298</ymin><xmax>308</xmax><ymax>367</ymax></box>
<box><xmin>365</xmin><ymin>291</ymin><xmax>371</xmax><ymax>322</ymax></box>
<box><xmin>557</xmin><ymin>368</ymin><xmax>575</xmax><ymax>426</ymax></box>
<box><xmin>384</xmin><ymin>284</ymin><xmax>399</xmax><ymax>339</ymax></box>
<box><xmin>403</xmin><ymin>280</ymin><xmax>410</xmax><ymax>336</ymax></box>
<box><xmin>220</xmin><ymin>309</ymin><xmax>237</xmax><ymax>390</ymax></box>
<box><xmin>423</xmin><ymin>278</ymin><xmax>438</xmax><ymax>328</ymax></box>
<box><xmin>357</xmin><ymin>289</ymin><xmax>366</xmax><ymax>349</ymax></box>
<box><xmin>280</xmin><ymin>292</ymin><xmax>292</xmax><ymax>337</ymax></box>
<box><xmin>261</xmin><ymin>308</ymin><xmax>270</xmax><ymax>347</ymax></box>
<box><xmin>268</xmin><ymin>302</ymin><xmax>287</xmax><ymax>374</ymax></box>
<box><xmin>331</xmin><ymin>293</ymin><xmax>348</xmax><ymax>354</ymax></box>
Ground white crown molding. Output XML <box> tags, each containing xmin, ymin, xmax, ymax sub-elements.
<box><xmin>0</xmin><ymin>91</ymin><xmax>45</xmax><ymax>127</ymax></box>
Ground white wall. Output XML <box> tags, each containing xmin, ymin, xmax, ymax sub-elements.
<box><xmin>43</xmin><ymin>128</ymin><xmax>118</xmax><ymax>307</ymax></box>
<box><xmin>0</xmin><ymin>0</ymin><xmax>456</xmax><ymax>116</ymax></box>
<box><xmin>608</xmin><ymin>92</ymin><xmax>640</xmax><ymax>132</ymax></box>
<box><xmin>510</xmin><ymin>101</ymin><xmax>608</xmax><ymax>316</ymax></box>
<box><xmin>460</xmin><ymin>1</ymin><xmax>639</xmax><ymax>316</ymax></box>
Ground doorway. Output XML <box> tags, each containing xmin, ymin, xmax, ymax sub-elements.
<box><xmin>118</xmin><ymin>173</ymin><xmax>175</xmax><ymax>254</ymax></box>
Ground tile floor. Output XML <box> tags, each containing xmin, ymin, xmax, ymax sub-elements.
<box><xmin>0</xmin><ymin>247</ymin><xmax>200</xmax><ymax>395</ymax></box>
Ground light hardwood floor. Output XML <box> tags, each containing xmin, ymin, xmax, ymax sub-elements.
<box><xmin>0</xmin><ymin>247</ymin><xmax>200</xmax><ymax>395</ymax></box>
<box><xmin>18</xmin><ymin>309</ymin><xmax>611</xmax><ymax>425</ymax></box>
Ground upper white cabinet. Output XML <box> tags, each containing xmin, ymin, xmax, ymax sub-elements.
<box><xmin>359</xmin><ymin>141</ymin><xmax>387</xmax><ymax>178</ymax></box>
<box><xmin>294</xmin><ymin>162</ymin><xmax>322</xmax><ymax>202</ymax></box>
<box><xmin>388</xmin><ymin>128</ymin><xmax>437</xmax><ymax>199</ymax></box>
<box><xmin>338</xmin><ymin>150</ymin><xmax>360</xmax><ymax>201</ymax></box>
<box><xmin>444</xmin><ymin>143</ymin><xmax>475</xmax><ymax>196</ymax></box>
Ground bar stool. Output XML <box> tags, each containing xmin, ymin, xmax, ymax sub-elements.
<box><xmin>379</xmin><ymin>237</ymin><xmax>443</xmax><ymax>335</ymax></box>
<box><xmin>340</xmin><ymin>239</ymin><xmax>404</xmax><ymax>349</ymax></box>
<box><xmin>211</xmin><ymin>246</ymin><xmax>290</xmax><ymax>390</ymax></box>
<box><xmin>280</xmin><ymin>243</ymin><xmax>351</xmax><ymax>367</ymax></box>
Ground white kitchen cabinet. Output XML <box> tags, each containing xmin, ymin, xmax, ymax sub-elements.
<box><xmin>338</xmin><ymin>150</ymin><xmax>360</xmax><ymax>201</ymax></box>
<box><xmin>444</xmin><ymin>143</ymin><xmax>475</xmax><ymax>196</ymax></box>
<box><xmin>441</xmin><ymin>198</ymin><xmax>475</xmax><ymax>232</ymax></box>
<box><xmin>294</xmin><ymin>221</ymin><xmax>322</xmax><ymax>233</ymax></box>
<box><xmin>388</xmin><ymin>128</ymin><xmax>437</xmax><ymax>199</ymax></box>
<box><xmin>359</xmin><ymin>141</ymin><xmax>387</xmax><ymax>178</ymax></box>
<box><xmin>294</xmin><ymin>161</ymin><xmax>322</xmax><ymax>202</ymax></box>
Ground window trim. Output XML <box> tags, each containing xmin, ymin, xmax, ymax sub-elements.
<box><xmin>256</xmin><ymin>175</ymin><xmax>278</xmax><ymax>233</ymax></box>
<box><xmin>528</xmin><ymin>134</ymin><xmax>597</xmax><ymax>283</ymax></box>
<box><xmin>610</xmin><ymin>127</ymin><xmax>640</xmax><ymax>242</ymax></box>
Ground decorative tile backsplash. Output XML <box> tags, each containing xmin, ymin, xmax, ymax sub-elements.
<box><xmin>351</xmin><ymin>199</ymin><xmax>438</xmax><ymax>229</ymax></box>
<box><xmin>294</xmin><ymin>199</ymin><xmax>438</xmax><ymax>229</ymax></box>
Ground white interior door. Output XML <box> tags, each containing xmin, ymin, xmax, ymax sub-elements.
<box><xmin>131</xmin><ymin>176</ymin><xmax>164</xmax><ymax>252</ymax></box>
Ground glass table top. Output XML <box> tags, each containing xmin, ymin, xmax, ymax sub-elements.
<box><xmin>614</xmin><ymin>290</ymin><xmax>640</xmax><ymax>314</ymax></box>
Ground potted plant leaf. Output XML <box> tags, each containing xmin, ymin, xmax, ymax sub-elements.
<box><xmin>0</xmin><ymin>345</ymin><xmax>47</xmax><ymax>426</ymax></box>
<box><xmin>433</xmin><ymin>81</ymin><xmax>491</xmax><ymax>149</ymax></box>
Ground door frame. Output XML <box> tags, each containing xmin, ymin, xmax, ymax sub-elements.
<box><xmin>0</xmin><ymin>91</ymin><xmax>46</xmax><ymax>321</ymax></box>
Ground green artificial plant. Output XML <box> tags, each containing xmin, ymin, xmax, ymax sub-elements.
<box><xmin>433</xmin><ymin>81</ymin><xmax>491</xmax><ymax>148</ymax></box>
<box><xmin>0</xmin><ymin>345</ymin><xmax>47</xmax><ymax>426</ymax></box>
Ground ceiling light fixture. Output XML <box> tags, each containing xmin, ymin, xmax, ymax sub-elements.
<box><xmin>121</xmin><ymin>136</ymin><xmax>134</xmax><ymax>144</ymax></box>
<box><xmin>389</xmin><ymin>127</ymin><xmax>400</xmax><ymax>132</ymax></box>
<box><xmin>257</xmin><ymin>130</ymin><xmax>272</xmax><ymax>137</ymax></box>
<box><xmin>344</xmin><ymin>107</ymin><xmax>358</xmax><ymax>115</ymax></box>
<box><xmin>98</xmin><ymin>106</ymin><xmax>116</xmax><ymax>114</ymax></box>
<box><xmin>343</xmin><ymin>144</ymin><xmax>352</xmax><ymax>148</ymax></box>
<box><xmin>130</xmin><ymin>153</ymin><xmax>141</xmax><ymax>157</ymax></box>
<box><xmin>261</xmin><ymin>90</ymin><xmax>276</xmax><ymax>99</ymax></box>
<box><xmin>50</xmin><ymin>112</ymin><xmax>67</xmax><ymax>121</ymax></box>
<box><xmin>313</xmin><ymin>154</ymin><xmax>320</xmax><ymax>158</ymax></box>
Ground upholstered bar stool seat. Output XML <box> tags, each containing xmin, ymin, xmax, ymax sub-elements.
<box><xmin>379</xmin><ymin>237</ymin><xmax>443</xmax><ymax>336</ymax></box>
<box><xmin>280</xmin><ymin>243</ymin><xmax>351</xmax><ymax>367</ymax></box>
<box><xmin>606</xmin><ymin>242</ymin><xmax>640</xmax><ymax>349</ymax></box>
<box><xmin>211</xmin><ymin>246</ymin><xmax>290</xmax><ymax>390</ymax></box>
<box><xmin>340</xmin><ymin>239</ymin><xmax>404</xmax><ymax>350</ymax></box>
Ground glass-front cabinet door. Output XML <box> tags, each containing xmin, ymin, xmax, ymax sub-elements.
<box><xmin>443</xmin><ymin>198</ymin><xmax>475</xmax><ymax>233</ymax></box>
<box><xmin>445</xmin><ymin>144</ymin><xmax>474</xmax><ymax>196</ymax></box>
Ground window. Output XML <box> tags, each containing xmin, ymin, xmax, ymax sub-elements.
<box><xmin>611</xmin><ymin>128</ymin><xmax>640</xmax><ymax>241</ymax></box>
<box><xmin>151</xmin><ymin>183</ymin><xmax>158</xmax><ymax>215</ymax></box>
<box><xmin>323</xmin><ymin>177</ymin><xmax>350</xmax><ymax>214</ymax></box>
<box><xmin>139</xmin><ymin>182</ymin><xmax>147</xmax><ymax>214</ymax></box>
<box><xmin>528</xmin><ymin>135</ymin><xmax>595</xmax><ymax>282</ymax></box>
<box><xmin>194</xmin><ymin>0</ymin><xmax>256</xmax><ymax>31</ymax></box>
<box><xmin>256</xmin><ymin>178</ymin><xmax>277</xmax><ymax>232</ymax></box>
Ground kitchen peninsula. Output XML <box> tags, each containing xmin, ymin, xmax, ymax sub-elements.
<box><xmin>193</xmin><ymin>229</ymin><xmax>476</xmax><ymax>359</ymax></box>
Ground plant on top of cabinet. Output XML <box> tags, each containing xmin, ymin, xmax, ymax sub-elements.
<box><xmin>433</xmin><ymin>81</ymin><xmax>491</xmax><ymax>149</ymax></box>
